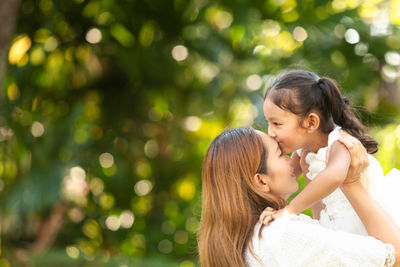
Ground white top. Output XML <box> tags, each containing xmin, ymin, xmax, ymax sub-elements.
<box><xmin>302</xmin><ymin>126</ymin><xmax>400</xmax><ymax>235</ymax></box>
<box><xmin>245</xmin><ymin>211</ymin><xmax>395</xmax><ymax>267</ymax></box>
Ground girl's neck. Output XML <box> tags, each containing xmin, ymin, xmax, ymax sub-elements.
<box><xmin>304</xmin><ymin>131</ymin><xmax>330</xmax><ymax>153</ymax></box>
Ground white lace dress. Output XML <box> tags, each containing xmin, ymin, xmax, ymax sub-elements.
<box><xmin>301</xmin><ymin>126</ymin><xmax>400</xmax><ymax>235</ymax></box>
<box><xmin>245</xmin><ymin>211</ymin><xmax>395</xmax><ymax>266</ymax></box>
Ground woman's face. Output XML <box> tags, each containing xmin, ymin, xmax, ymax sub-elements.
<box><xmin>256</xmin><ymin>131</ymin><xmax>299</xmax><ymax>200</ymax></box>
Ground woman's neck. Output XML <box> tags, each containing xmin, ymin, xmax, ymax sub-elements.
<box><xmin>304</xmin><ymin>131</ymin><xmax>329</xmax><ymax>153</ymax></box>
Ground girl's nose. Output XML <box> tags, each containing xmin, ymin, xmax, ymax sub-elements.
<box><xmin>268</xmin><ymin>128</ymin><xmax>276</xmax><ymax>138</ymax></box>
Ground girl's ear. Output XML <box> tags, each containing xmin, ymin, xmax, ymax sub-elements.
<box><xmin>303</xmin><ymin>112</ymin><xmax>320</xmax><ymax>132</ymax></box>
<box><xmin>253</xmin><ymin>173</ymin><xmax>270</xmax><ymax>193</ymax></box>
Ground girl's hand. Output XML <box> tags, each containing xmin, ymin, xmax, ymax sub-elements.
<box><xmin>299</xmin><ymin>149</ymin><xmax>310</xmax><ymax>180</ymax></box>
<box><xmin>259</xmin><ymin>207</ymin><xmax>286</xmax><ymax>226</ymax></box>
<box><xmin>337</xmin><ymin>133</ymin><xmax>369</xmax><ymax>185</ymax></box>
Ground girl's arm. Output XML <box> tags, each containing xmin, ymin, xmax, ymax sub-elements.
<box><xmin>303</xmin><ymin>173</ymin><xmax>324</xmax><ymax>220</ymax></box>
<box><xmin>298</xmin><ymin>150</ymin><xmax>324</xmax><ymax>219</ymax></box>
<box><xmin>287</xmin><ymin>141</ymin><xmax>350</xmax><ymax>215</ymax></box>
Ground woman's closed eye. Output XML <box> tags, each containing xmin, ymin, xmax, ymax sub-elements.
<box><xmin>273</xmin><ymin>122</ymin><xmax>282</xmax><ymax>126</ymax></box>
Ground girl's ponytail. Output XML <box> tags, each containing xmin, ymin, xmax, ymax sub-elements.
<box><xmin>318</xmin><ymin>78</ymin><xmax>378</xmax><ymax>154</ymax></box>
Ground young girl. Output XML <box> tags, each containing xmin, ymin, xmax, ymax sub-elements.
<box><xmin>261</xmin><ymin>69</ymin><xmax>400</xmax><ymax>235</ymax></box>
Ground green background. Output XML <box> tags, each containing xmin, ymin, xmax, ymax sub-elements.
<box><xmin>1</xmin><ymin>0</ymin><xmax>400</xmax><ymax>266</ymax></box>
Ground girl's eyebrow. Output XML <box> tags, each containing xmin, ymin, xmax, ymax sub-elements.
<box><xmin>267</xmin><ymin>116</ymin><xmax>280</xmax><ymax>121</ymax></box>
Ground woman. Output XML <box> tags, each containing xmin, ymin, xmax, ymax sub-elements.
<box><xmin>198</xmin><ymin>127</ymin><xmax>400</xmax><ymax>266</ymax></box>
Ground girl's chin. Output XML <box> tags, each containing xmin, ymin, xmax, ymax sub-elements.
<box><xmin>281</xmin><ymin>148</ymin><xmax>294</xmax><ymax>154</ymax></box>
<box><xmin>283</xmin><ymin>147</ymin><xmax>298</xmax><ymax>155</ymax></box>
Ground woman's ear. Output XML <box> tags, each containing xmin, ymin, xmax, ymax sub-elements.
<box><xmin>303</xmin><ymin>112</ymin><xmax>320</xmax><ymax>132</ymax></box>
<box><xmin>253</xmin><ymin>173</ymin><xmax>270</xmax><ymax>193</ymax></box>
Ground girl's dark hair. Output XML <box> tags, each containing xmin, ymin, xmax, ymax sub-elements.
<box><xmin>264</xmin><ymin>70</ymin><xmax>378</xmax><ymax>154</ymax></box>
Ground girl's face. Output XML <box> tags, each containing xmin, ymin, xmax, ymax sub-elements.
<box><xmin>256</xmin><ymin>131</ymin><xmax>299</xmax><ymax>200</ymax></box>
<box><xmin>263</xmin><ymin>97</ymin><xmax>308</xmax><ymax>154</ymax></box>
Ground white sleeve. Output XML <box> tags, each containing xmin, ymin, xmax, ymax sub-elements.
<box><xmin>255</xmin><ymin>217</ymin><xmax>395</xmax><ymax>267</ymax></box>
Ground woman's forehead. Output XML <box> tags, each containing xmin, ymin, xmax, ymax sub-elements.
<box><xmin>255</xmin><ymin>130</ymin><xmax>278</xmax><ymax>149</ymax></box>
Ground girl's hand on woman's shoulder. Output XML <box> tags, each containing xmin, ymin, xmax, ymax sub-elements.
<box><xmin>259</xmin><ymin>207</ymin><xmax>286</xmax><ymax>226</ymax></box>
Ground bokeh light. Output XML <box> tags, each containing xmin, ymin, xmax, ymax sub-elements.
<box><xmin>8</xmin><ymin>34</ymin><xmax>31</xmax><ymax>65</ymax></box>
<box><xmin>344</xmin><ymin>28</ymin><xmax>360</xmax><ymax>44</ymax></box>
<box><xmin>66</xmin><ymin>246</ymin><xmax>80</xmax><ymax>259</ymax></box>
<box><xmin>62</xmin><ymin>166</ymin><xmax>89</xmax><ymax>204</ymax></box>
<box><xmin>354</xmin><ymin>43</ymin><xmax>368</xmax><ymax>56</ymax></box>
<box><xmin>90</xmin><ymin>177</ymin><xmax>104</xmax><ymax>195</ymax></box>
<box><xmin>162</xmin><ymin>221</ymin><xmax>176</xmax><ymax>235</ymax></box>
<box><xmin>246</xmin><ymin>74</ymin><xmax>262</xmax><ymax>91</ymax></box>
<box><xmin>292</xmin><ymin>26</ymin><xmax>308</xmax><ymax>42</ymax></box>
<box><xmin>385</xmin><ymin>51</ymin><xmax>400</xmax><ymax>66</ymax></box>
<box><xmin>120</xmin><ymin>210</ymin><xmax>135</xmax><ymax>228</ymax></box>
<box><xmin>7</xmin><ymin>83</ymin><xmax>20</xmax><ymax>101</ymax></box>
<box><xmin>99</xmin><ymin>153</ymin><xmax>114</xmax><ymax>168</ymax></box>
<box><xmin>0</xmin><ymin>127</ymin><xmax>13</xmax><ymax>142</ymax></box>
<box><xmin>86</xmin><ymin>28</ymin><xmax>102</xmax><ymax>44</ymax></box>
<box><xmin>68</xmin><ymin>207</ymin><xmax>85</xmax><ymax>223</ymax></box>
<box><xmin>31</xmin><ymin>121</ymin><xmax>45</xmax><ymax>137</ymax></box>
<box><xmin>171</xmin><ymin>45</ymin><xmax>188</xmax><ymax>61</ymax></box>
<box><xmin>158</xmin><ymin>239</ymin><xmax>173</xmax><ymax>254</ymax></box>
<box><xmin>44</xmin><ymin>36</ymin><xmax>58</xmax><ymax>51</ymax></box>
<box><xmin>134</xmin><ymin>179</ymin><xmax>152</xmax><ymax>196</ymax></box>
<box><xmin>173</xmin><ymin>230</ymin><xmax>188</xmax><ymax>244</ymax></box>
<box><xmin>177</xmin><ymin>178</ymin><xmax>196</xmax><ymax>201</ymax></box>
<box><xmin>144</xmin><ymin>140</ymin><xmax>159</xmax><ymax>158</ymax></box>
<box><xmin>183</xmin><ymin>116</ymin><xmax>202</xmax><ymax>132</ymax></box>
<box><xmin>105</xmin><ymin>215</ymin><xmax>120</xmax><ymax>231</ymax></box>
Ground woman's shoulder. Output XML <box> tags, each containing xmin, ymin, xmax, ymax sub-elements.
<box><xmin>253</xmin><ymin>212</ymin><xmax>320</xmax><ymax>244</ymax></box>
<box><xmin>247</xmin><ymin>213</ymin><xmax>324</xmax><ymax>266</ymax></box>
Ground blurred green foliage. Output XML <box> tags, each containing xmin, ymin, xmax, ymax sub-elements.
<box><xmin>1</xmin><ymin>0</ymin><xmax>400</xmax><ymax>265</ymax></box>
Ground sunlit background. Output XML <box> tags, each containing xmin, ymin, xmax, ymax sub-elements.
<box><xmin>1</xmin><ymin>0</ymin><xmax>400</xmax><ymax>266</ymax></box>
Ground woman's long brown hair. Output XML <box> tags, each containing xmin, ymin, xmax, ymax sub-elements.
<box><xmin>198</xmin><ymin>127</ymin><xmax>286</xmax><ymax>267</ymax></box>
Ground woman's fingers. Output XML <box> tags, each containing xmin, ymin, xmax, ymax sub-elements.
<box><xmin>338</xmin><ymin>133</ymin><xmax>370</xmax><ymax>184</ymax></box>
<box><xmin>339</xmin><ymin>133</ymin><xmax>369</xmax><ymax>167</ymax></box>
<box><xmin>337</xmin><ymin>134</ymin><xmax>355</xmax><ymax>150</ymax></box>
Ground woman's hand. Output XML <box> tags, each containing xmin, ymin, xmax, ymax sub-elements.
<box><xmin>337</xmin><ymin>133</ymin><xmax>369</xmax><ymax>185</ymax></box>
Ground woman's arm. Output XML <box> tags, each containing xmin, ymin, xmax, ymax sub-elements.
<box><xmin>338</xmin><ymin>134</ymin><xmax>400</xmax><ymax>266</ymax></box>
<box><xmin>287</xmin><ymin>142</ymin><xmax>350</xmax><ymax>214</ymax></box>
